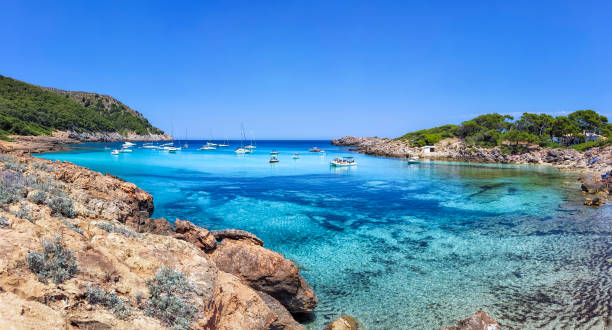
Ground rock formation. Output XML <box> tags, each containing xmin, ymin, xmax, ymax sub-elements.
<box><xmin>0</xmin><ymin>153</ymin><xmax>316</xmax><ymax>329</ymax></box>
<box><xmin>324</xmin><ymin>314</ymin><xmax>364</xmax><ymax>330</ymax></box>
<box><xmin>440</xmin><ymin>310</ymin><xmax>501</xmax><ymax>330</ymax></box>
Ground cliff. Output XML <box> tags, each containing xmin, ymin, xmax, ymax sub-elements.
<box><xmin>0</xmin><ymin>152</ymin><xmax>316</xmax><ymax>329</ymax></box>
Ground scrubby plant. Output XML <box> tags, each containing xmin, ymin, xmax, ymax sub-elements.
<box><xmin>86</xmin><ymin>285</ymin><xmax>131</xmax><ymax>319</ymax></box>
<box><xmin>64</xmin><ymin>220</ymin><xmax>83</xmax><ymax>235</ymax></box>
<box><xmin>3</xmin><ymin>160</ymin><xmax>27</xmax><ymax>173</ymax></box>
<box><xmin>31</xmin><ymin>161</ymin><xmax>54</xmax><ymax>172</ymax></box>
<box><xmin>29</xmin><ymin>190</ymin><xmax>47</xmax><ymax>204</ymax></box>
<box><xmin>12</xmin><ymin>204</ymin><xmax>34</xmax><ymax>223</ymax></box>
<box><xmin>145</xmin><ymin>268</ymin><xmax>198</xmax><ymax>330</ymax></box>
<box><xmin>0</xmin><ymin>215</ymin><xmax>10</xmax><ymax>228</ymax></box>
<box><xmin>96</xmin><ymin>221</ymin><xmax>137</xmax><ymax>238</ymax></box>
<box><xmin>26</xmin><ymin>236</ymin><xmax>78</xmax><ymax>284</ymax></box>
<box><xmin>47</xmin><ymin>197</ymin><xmax>77</xmax><ymax>218</ymax></box>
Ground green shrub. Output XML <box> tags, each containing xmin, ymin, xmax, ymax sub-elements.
<box><xmin>29</xmin><ymin>190</ymin><xmax>47</xmax><ymax>204</ymax></box>
<box><xmin>64</xmin><ymin>221</ymin><xmax>83</xmax><ymax>235</ymax></box>
<box><xmin>145</xmin><ymin>268</ymin><xmax>198</xmax><ymax>330</ymax></box>
<box><xmin>31</xmin><ymin>161</ymin><xmax>54</xmax><ymax>172</ymax></box>
<box><xmin>12</xmin><ymin>204</ymin><xmax>34</xmax><ymax>223</ymax></box>
<box><xmin>47</xmin><ymin>197</ymin><xmax>77</xmax><ymax>218</ymax></box>
<box><xmin>86</xmin><ymin>285</ymin><xmax>131</xmax><ymax>319</ymax></box>
<box><xmin>0</xmin><ymin>215</ymin><xmax>9</xmax><ymax>228</ymax></box>
<box><xmin>26</xmin><ymin>236</ymin><xmax>78</xmax><ymax>284</ymax></box>
<box><xmin>96</xmin><ymin>221</ymin><xmax>137</xmax><ymax>238</ymax></box>
<box><xmin>571</xmin><ymin>139</ymin><xmax>612</xmax><ymax>152</ymax></box>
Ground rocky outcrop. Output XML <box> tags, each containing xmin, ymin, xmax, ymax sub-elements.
<box><xmin>212</xmin><ymin>228</ymin><xmax>264</xmax><ymax>246</ymax></box>
<box><xmin>0</xmin><ymin>153</ymin><xmax>314</xmax><ymax>329</ymax></box>
<box><xmin>210</xmin><ymin>238</ymin><xmax>318</xmax><ymax>313</ymax></box>
<box><xmin>258</xmin><ymin>291</ymin><xmax>306</xmax><ymax>330</ymax></box>
<box><xmin>333</xmin><ymin>136</ymin><xmax>612</xmax><ymax>172</ymax></box>
<box><xmin>440</xmin><ymin>310</ymin><xmax>501</xmax><ymax>330</ymax></box>
<box><xmin>174</xmin><ymin>219</ymin><xmax>217</xmax><ymax>252</ymax></box>
<box><xmin>324</xmin><ymin>314</ymin><xmax>364</xmax><ymax>330</ymax></box>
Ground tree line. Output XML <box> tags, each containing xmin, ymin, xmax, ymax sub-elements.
<box><xmin>398</xmin><ymin>110</ymin><xmax>611</xmax><ymax>151</ymax></box>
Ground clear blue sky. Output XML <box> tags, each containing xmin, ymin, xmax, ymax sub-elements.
<box><xmin>1</xmin><ymin>1</ymin><xmax>610</xmax><ymax>139</ymax></box>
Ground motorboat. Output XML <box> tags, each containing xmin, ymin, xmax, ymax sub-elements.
<box><xmin>168</xmin><ymin>147</ymin><xmax>180</xmax><ymax>153</ymax></box>
<box><xmin>111</xmin><ymin>149</ymin><xmax>120</xmax><ymax>155</ymax></box>
<box><xmin>269</xmin><ymin>156</ymin><xmax>279</xmax><ymax>163</ymax></box>
<box><xmin>270</xmin><ymin>150</ymin><xmax>279</xmax><ymax>155</ymax></box>
<box><xmin>142</xmin><ymin>144</ymin><xmax>158</xmax><ymax>149</ymax></box>
<box><xmin>205</xmin><ymin>142</ymin><xmax>218</xmax><ymax>147</ymax></box>
<box><xmin>292</xmin><ymin>153</ymin><xmax>300</xmax><ymax>159</ymax></box>
<box><xmin>199</xmin><ymin>145</ymin><xmax>216</xmax><ymax>150</ymax></box>
<box><xmin>309</xmin><ymin>147</ymin><xmax>321</xmax><ymax>152</ymax></box>
<box><xmin>331</xmin><ymin>156</ymin><xmax>357</xmax><ymax>167</ymax></box>
<box><xmin>407</xmin><ymin>156</ymin><xmax>420</xmax><ymax>164</ymax></box>
<box><xmin>235</xmin><ymin>147</ymin><xmax>249</xmax><ymax>154</ymax></box>
<box><xmin>120</xmin><ymin>148</ymin><xmax>132</xmax><ymax>153</ymax></box>
<box><xmin>122</xmin><ymin>142</ymin><xmax>135</xmax><ymax>149</ymax></box>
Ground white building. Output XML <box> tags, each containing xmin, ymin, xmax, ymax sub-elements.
<box><xmin>421</xmin><ymin>145</ymin><xmax>436</xmax><ymax>154</ymax></box>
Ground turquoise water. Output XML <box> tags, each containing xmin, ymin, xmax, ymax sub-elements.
<box><xmin>38</xmin><ymin>141</ymin><xmax>611</xmax><ymax>329</ymax></box>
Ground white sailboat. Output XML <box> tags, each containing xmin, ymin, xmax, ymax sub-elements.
<box><xmin>235</xmin><ymin>124</ymin><xmax>252</xmax><ymax>154</ymax></box>
<box><xmin>245</xmin><ymin>130</ymin><xmax>256</xmax><ymax>149</ymax></box>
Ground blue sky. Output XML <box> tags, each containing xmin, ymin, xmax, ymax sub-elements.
<box><xmin>1</xmin><ymin>1</ymin><xmax>610</xmax><ymax>139</ymax></box>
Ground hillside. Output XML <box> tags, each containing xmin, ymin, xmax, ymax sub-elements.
<box><xmin>0</xmin><ymin>75</ymin><xmax>165</xmax><ymax>140</ymax></box>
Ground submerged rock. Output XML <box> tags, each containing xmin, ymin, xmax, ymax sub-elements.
<box><xmin>210</xmin><ymin>238</ymin><xmax>317</xmax><ymax>313</ymax></box>
<box><xmin>324</xmin><ymin>314</ymin><xmax>364</xmax><ymax>330</ymax></box>
<box><xmin>440</xmin><ymin>310</ymin><xmax>501</xmax><ymax>330</ymax></box>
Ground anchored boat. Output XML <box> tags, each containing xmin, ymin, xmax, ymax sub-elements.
<box><xmin>269</xmin><ymin>156</ymin><xmax>279</xmax><ymax>163</ymax></box>
<box><xmin>331</xmin><ymin>156</ymin><xmax>356</xmax><ymax>167</ymax></box>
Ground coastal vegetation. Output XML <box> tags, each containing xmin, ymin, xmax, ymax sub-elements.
<box><xmin>398</xmin><ymin>110</ymin><xmax>611</xmax><ymax>151</ymax></box>
<box><xmin>26</xmin><ymin>236</ymin><xmax>79</xmax><ymax>284</ymax></box>
<box><xmin>0</xmin><ymin>75</ymin><xmax>164</xmax><ymax>140</ymax></box>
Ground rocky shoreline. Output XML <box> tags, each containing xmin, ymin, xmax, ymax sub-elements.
<box><xmin>0</xmin><ymin>152</ymin><xmax>316</xmax><ymax>329</ymax></box>
<box><xmin>0</xmin><ymin>131</ymin><xmax>173</xmax><ymax>155</ymax></box>
<box><xmin>333</xmin><ymin>136</ymin><xmax>612</xmax><ymax>205</ymax></box>
<box><xmin>0</xmin><ymin>139</ymin><xmax>506</xmax><ymax>329</ymax></box>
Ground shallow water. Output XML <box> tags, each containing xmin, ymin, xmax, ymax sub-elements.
<box><xmin>38</xmin><ymin>140</ymin><xmax>611</xmax><ymax>329</ymax></box>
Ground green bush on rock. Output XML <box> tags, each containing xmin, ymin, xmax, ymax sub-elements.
<box><xmin>26</xmin><ymin>236</ymin><xmax>78</xmax><ymax>284</ymax></box>
<box><xmin>145</xmin><ymin>268</ymin><xmax>198</xmax><ymax>330</ymax></box>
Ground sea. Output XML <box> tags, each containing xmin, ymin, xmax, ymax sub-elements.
<box><xmin>37</xmin><ymin>140</ymin><xmax>611</xmax><ymax>329</ymax></box>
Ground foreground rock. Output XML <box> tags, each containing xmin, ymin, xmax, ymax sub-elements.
<box><xmin>324</xmin><ymin>314</ymin><xmax>364</xmax><ymax>330</ymax></box>
<box><xmin>0</xmin><ymin>153</ymin><xmax>314</xmax><ymax>329</ymax></box>
<box><xmin>210</xmin><ymin>238</ymin><xmax>318</xmax><ymax>313</ymax></box>
<box><xmin>440</xmin><ymin>310</ymin><xmax>501</xmax><ymax>330</ymax></box>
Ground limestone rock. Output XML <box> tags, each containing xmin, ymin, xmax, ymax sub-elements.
<box><xmin>212</xmin><ymin>228</ymin><xmax>264</xmax><ymax>246</ymax></box>
<box><xmin>0</xmin><ymin>292</ymin><xmax>67</xmax><ymax>329</ymax></box>
<box><xmin>440</xmin><ymin>310</ymin><xmax>501</xmax><ymax>330</ymax></box>
<box><xmin>324</xmin><ymin>314</ymin><xmax>363</xmax><ymax>330</ymax></box>
<box><xmin>205</xmin><ymin>271</ymin><xmax>276</xmax><ymax>330</ymax></box>
<box><xmin>174</xmin><ymin>219</ymin><xmax>217</xmax><ymax>251</ymax></box>
<box><xmin>258</xmin><ymin>291</ymin><xmax>306</xmax><ymax>330</ymax></box>
<box><xmin>210</xmin><ymin>238</ymin><xmax>317</xmax><ymax>313</ymax></box>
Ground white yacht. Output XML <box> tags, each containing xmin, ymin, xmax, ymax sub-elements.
<box><xmin>331</xmin><ymin>156</ymin><xmax>357</xmax><ymax>167</ymax></box>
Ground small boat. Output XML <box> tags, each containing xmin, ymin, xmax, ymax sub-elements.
<box><xmin>168</xmin><ymin>147</ymin><xmax>179</xmax><ymax>153</ymax></box>
<box><xmin>270</xmin><ymin>150</ymin><xmax>279</xmax><ymax>155</ymax></box>
<box><xmin>120</xmin><ymin>148</ymin><xmax>132</xmax><ymax>153</ymax></box>
<box><xmin>111</xmin><ymin>149</ymin><xmax>120</xmax><ymax>155</ymax></box>
<box><xmin>205</xmin><ymin>142</ymin><xmax>218</xmax><ymax>147</ymax></box>
<box><xmin>142</xmin><ymin>144</ymin><xmax>158</xmax><ymax>149</ymax></box>
<box><xmin>331</xmin><ymin>156</ymin><xmax>357</xmax><ymax>167</ymax></box>
<box><xmin>245</xmin><ymin>145</ymin><xmax>256</xmax><ymax>149</ymax></box>
<box><xmin>104</xmin><ymin>146</ymin><xmax>110</xmax><ymax>150</ymax></box>
<box><xmin>218</xmin><ymin>143</ymin><xmax>229</xmax><ymax>147</ymax></box>
<box><xmin>199</xmin><ymin>145</ymin><xmax>216</xmax><ymax>150</ymax></box>
<box><xmin>235</xmin><ymin>147</ymin><xmax>249</xmax><ymax>154</ymax></box>
<box><xmin>309</xmin><ymin>147</ymin><xmax>321</xmax><ymax>152</ymax></box>
<box><xmin>183</xmin><ymin>144</ymin><xmax>189</xmax><ymax>149</ymax></box>
<box><xmin>122</xmin><ymin>142</ymin><xmax>135</xmax><ymax>149</ymax></box>
<box><xmin>269</xmin><ymin>156</ymin><xmax>279</xmax><ymax>163</ymax></box>
<box><xmin>292</xmin><ymin>153</ymin><xmax>300</xmax><ymax>159</ymax></box>
<box><xmin>407</xmin><ymin>156</ymin><xmax>420</xmax><ymax>164</ymax></box>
